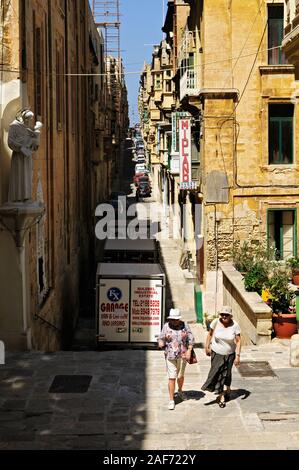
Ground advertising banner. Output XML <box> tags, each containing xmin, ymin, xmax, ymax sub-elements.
<box><xmin>179</xmin><ymin>118</ymin><xmax>192</xmax><ymax>190</ymax></box>
<box><xmin>98</xmin><ymin>279</ymin><xmax>130</xmax><ymax>342</ymax></box>
<box><xmin>130</xmin><ymin>279</ymin><xmax>163</xmax><ymax>342</ymax></box>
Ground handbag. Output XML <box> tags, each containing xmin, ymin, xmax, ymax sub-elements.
<box><xmin>185</xmin><ymin>349</ymin><xmax>198</xmax><ymax>364</ymax></box>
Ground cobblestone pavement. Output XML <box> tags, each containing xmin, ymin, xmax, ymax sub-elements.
<box><xmin>0</xmin><ymin>339</ymin><xmax>298</xmax><ymax>450</ymax></box>
<box><xmin>2</xmin><ymin>151</ymin><xmax>298</xmax><ymax>451</ymax></box>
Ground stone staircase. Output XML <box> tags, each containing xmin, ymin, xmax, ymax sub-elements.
<box><xmin>203</xmin><ymin>270</ymin><xmax>223</xmax><ymax>317</ymax></box>
<box><xmin>157</xmin><ymin>238</ymin><xmax>197</xmax><ymax>320</ymax></box>
<box><xmin>157</xmin><ymin>236</ymin><xmax>206</xmax><ymax>346</ymax></box>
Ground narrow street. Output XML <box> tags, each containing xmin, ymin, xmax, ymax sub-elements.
<box><xmin>1</xmin><ymin>138</ymin><xmax>299</xmax><ymax>450</ymax></box>
<box><xmin>0</xmin><ymin>343</ymin><xmax>298</xmax><ymax>450</ymax></box>
<box><xmin>1</xmin><ymin>0</ymin><xmax>299</xmax><ymax>457</ymax></box>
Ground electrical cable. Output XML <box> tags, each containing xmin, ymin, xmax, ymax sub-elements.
<box><xmin>221</xmin><ymin>0</ymin><xmax>265</xmax><ymax>90</ymax></box>
<box><xmin>0</xmin><ymin>44</ymin><xmax>285</xmax><ymax>78</ymax></box>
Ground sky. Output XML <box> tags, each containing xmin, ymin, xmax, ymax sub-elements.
<box><xmin>109</xmin><ymin>0</ymin><xmax>165</xmax><ymax>125</ymax></box>
<box><xmin>121</xmin><ymin>0</ymin><xmax>165</xmax><ymax>125</ymax></box>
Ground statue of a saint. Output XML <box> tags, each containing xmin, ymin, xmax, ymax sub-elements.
<box><xmin>7</xmin><ymin>109</ymin><xmax>43</xmax><ymax>203</ymax></box>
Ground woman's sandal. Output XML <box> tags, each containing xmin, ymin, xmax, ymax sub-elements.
<box><xmin>218</xmin><ymin>396</ymin><xmax>226</xmax><ymax>408</ymax></box>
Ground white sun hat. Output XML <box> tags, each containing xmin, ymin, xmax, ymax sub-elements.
<box><xmin>167</xmin><ymin>308</ymin><xmax>182</xmax><ymax>320</ymax></box>
<box><xmin>219</xmin><ymin>306</ymin><xmax>233</xmax><ymax>316</ymax></box>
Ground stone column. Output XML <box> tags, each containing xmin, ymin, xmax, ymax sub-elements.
<box><xmin>290</xmin><ymin>334</ymin><xmax>299</xmax><ymax>367</ymax></box>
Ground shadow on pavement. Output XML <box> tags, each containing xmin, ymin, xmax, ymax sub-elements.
<box><xmin>175</xmin><ymin>390</ymin><xmax>205</xmax><ymax>405</ymax></box>
<box><xmin>204</xmin><ymin>388</ymin><xmax>251</xmax><ymax>406</ymax></box>
<box><xmin>228</xmin><ymin>389</ymin><xmax>251</xmax><ymax>401</ymax></box>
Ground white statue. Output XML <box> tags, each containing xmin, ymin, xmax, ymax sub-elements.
<box><xmin>7</xmin><ymin>109</ymin><xmax>43</xmax><ymax>203</ymax></box>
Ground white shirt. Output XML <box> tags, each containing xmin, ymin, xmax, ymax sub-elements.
<box><xmin>210</xmin><ymin>319</ymin><xmax>241</xmax><ymax>355</ymax></box>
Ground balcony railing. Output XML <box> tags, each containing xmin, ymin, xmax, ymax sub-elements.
<box><xmin>283</xmin><ymin>12</ymin><xmax>299</xmax><ymax>54</ymax></box>
<box><xmin>293</xmin><ymin>13</ymin><xmax>299</xmax><ymax>28</ymax></box>
<box><xmin>180</xmin><ymin>69</ymin><xmax>199</xmax><ymax>100</ymax></box>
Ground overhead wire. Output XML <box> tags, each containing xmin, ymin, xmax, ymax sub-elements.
<box><xmin>233</xmin><ymin>0</ymin><xmax>275</xmax><ymax>113</ymax></box>
<box><xmin>217</xmin><ymin>0</ymin><xmax>296</xmax><ymax>192</ymax></box>
<box><xmin>221</xmin><ymin>0</ymin><xmax>265</xmax><ymax>90</ymax></box>
<box><xmin>0</xmin><ymin>44</ymin><xmax>284</xmax><ymax>78</ymax></box>
<box><xmin>234</xmin><ymin>2</ymin><xmax>272</xmax><ymax>112</ymax></box>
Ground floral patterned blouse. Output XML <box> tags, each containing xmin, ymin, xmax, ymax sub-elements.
<box><xmin>158</xmin><ymin>321</ymin><xmax>195</xmax><ymax>360</ymax></box>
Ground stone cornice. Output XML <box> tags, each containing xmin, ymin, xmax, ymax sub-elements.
<box><xmin>259</xmin><ymin>65</ymin><xmax>295</xmax><ymax>75</ymax></box>
<box><xmin>199</xmin><ymin>88</ymin><xmax>239</xmax><ymax>102</ymax></box>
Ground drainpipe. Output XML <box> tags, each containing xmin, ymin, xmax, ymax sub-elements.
<box><xmin>19</xmin><ymin>244</ymin><xmax>31</xmax><ymax>349</ymax></box>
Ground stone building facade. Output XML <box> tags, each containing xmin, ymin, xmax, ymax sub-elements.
<box><xmin>139</xmin><ymin>0</ymin><xmax>299</xmax><ymax>290</ymax></box>
<box><xmin>0</xmin><ymin>0</ymin><xmax>128</xmax><ymax>350</ymax></box>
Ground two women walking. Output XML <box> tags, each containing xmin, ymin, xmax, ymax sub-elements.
<box><xmin>158</xmin><ymin>306</ymin><xmax>241</xmax><ymax>410</ymax></box>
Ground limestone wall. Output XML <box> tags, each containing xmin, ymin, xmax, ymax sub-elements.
<box><xmin>0</xmin><ymin>0</ymin><xmax>124</xmax><ymax>351</ymax></box>
<box><xmin>221</xmin><ymin>262</ymin><xmax>273</xmax><ymax>345</ymax></box>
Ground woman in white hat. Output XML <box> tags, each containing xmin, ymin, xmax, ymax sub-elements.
<box><xmin>158</xmin><ymin>308</ymin><xmax>195</xmax><ymax>410</ymax></box>
<box><xmin>201</xmin><ymin>306</ymin><xmax>241</xmax><ymax>408</ymax></box>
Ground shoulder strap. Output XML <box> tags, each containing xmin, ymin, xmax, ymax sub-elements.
<box><xmin>211</xmin><ymin>319</ymin><xmax>218</xmax><ymax>341</ymax></box>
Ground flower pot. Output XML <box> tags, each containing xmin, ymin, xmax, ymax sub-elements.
<box><xmin>292</xmin><ymin>269</ymin><xmax>299</xmax><ymax>286</ymax></box>
<box><xmin>272</xmin><ymin>313</ymin><xmax>298</xmax><ymax>339</ymax></box>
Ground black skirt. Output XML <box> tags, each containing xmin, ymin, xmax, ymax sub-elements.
<box><xmin>201</xmin><ymin>350</ymin><xmax>235</xmax><ymax>394</ymax></box>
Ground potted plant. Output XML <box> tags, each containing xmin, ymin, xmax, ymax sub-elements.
<box><xmin>267</xmin><ymin>268</ymin><xmax>297</xmax><ymax>339</ymax></box>
<box><xmin>232</xmin><ymin>240</ymin><xmax>255</xmax><ymax>275</ymax></box>
<box><xmin>287</xmin><ymin>257</ymin><xmax>299</xmax><ymax>286</ymax></box>
<box><xmin>232</xmin><ymin>240</ymin><xmax>276</xmax><ymax>276</ymax></box>
<box><xmin>244</xmin><ymin>262</ymin><xmax>269</xmax><ymax>296</ymax></box>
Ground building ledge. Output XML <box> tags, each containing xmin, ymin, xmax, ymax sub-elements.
<box><xmin>0</xmin><ymin>202</ymin><xmax>45</xmax><ymax>248</ymax></box>
<box><xmin>199</xmin><ymin>88</ymin><xmax>239</xmax><ymax>102</ymax></box>
<box><xmin>180</xmin><ymin>89</ymin><xmax>201</xmax><ymax>101</ymax></box>
<box><xmin>259</xmin><ymin>65</ymin><xmax>295</xmax><ymax>75</ymax></box>
<box><xmin>156</xmin><ymin>122</ymin><xmax>171</xmax><ymax>129</ymax></box>
<box><xmin>260</xmin><ymin>164</ymin><xmax>296</xmax><ymax>170</ymax></box>
<box><xmin>180</xmin><ymin>93</ymin><xmax>202</xmax><ymax>107</ymax></box>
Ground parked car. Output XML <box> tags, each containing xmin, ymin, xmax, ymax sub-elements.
<box><xmin>138</xmin><ymin>175</ymin><xmax>151</xmax><ymax>183</ymax></box>
<box><xmin>135</xmin><ymin>163</ymin><xmax>146</xmax><ymax>174</ymax></box>
<box><xmin>136</xmin><ymin>181</ymin><xmax>151</xmax><ymax>199</ymax></box>
<box><xmin>134</xmin><ymin>172</ymin><xmax>146</xmax><ymax>186</ymax></box>
<box><xmin>134</xmin><ymin>173</ymin><xmax>151</xmax><ymax>187</ymax></box>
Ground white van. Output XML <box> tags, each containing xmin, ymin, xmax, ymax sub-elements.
<box><xmin>135</xmin><ymin>163</ymin><xmax>146</xmax><ymax>174</ymax></box>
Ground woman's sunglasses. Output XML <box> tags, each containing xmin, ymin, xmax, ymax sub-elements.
<box><xmin>220</xmin><ymin>314</ymin><xmax>230</xmax><ymax>318</ymax></box>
